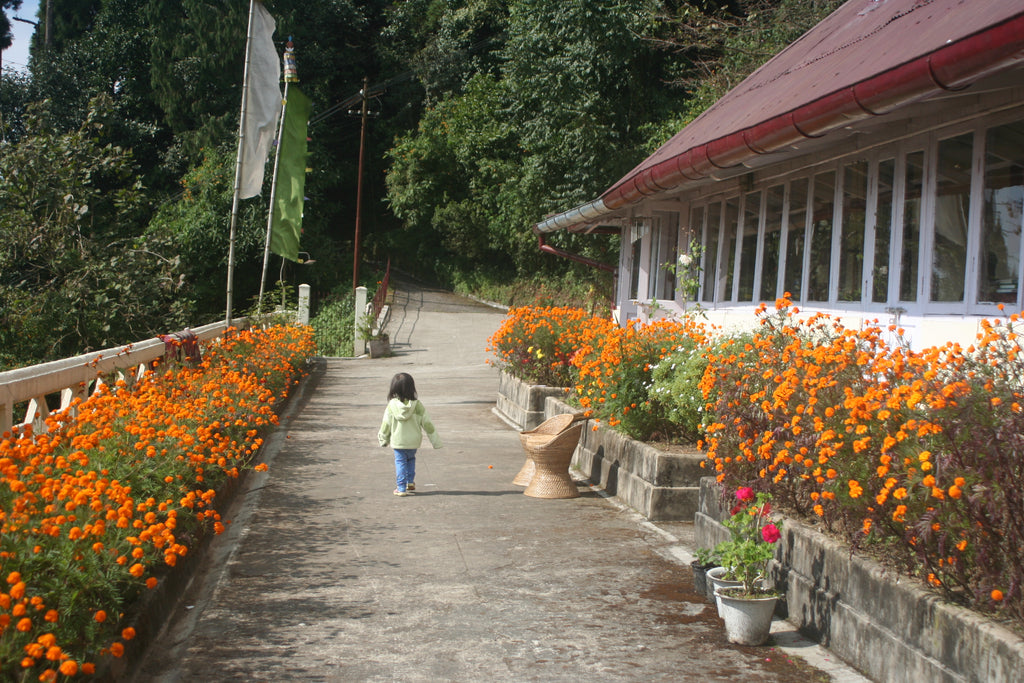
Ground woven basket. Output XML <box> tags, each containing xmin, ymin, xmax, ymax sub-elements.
<box><xmin>514</xmin><ymin>413</ymin><xmax>586</xmax><ymax>486</ymax></box>
<box><xmin>523</xmin><ymin>422</ymin><xmax>584</xmax><ymax>499</ymax></box>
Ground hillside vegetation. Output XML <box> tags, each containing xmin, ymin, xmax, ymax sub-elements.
<box><xmin>0</xmin><ymin>0</ymin><xmax>842</xmax><ymax>369</ymax></box>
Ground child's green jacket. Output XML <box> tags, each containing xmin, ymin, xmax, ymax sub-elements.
<box><xmin>378</xmin><ymin>398</ymin><xmax>442</xmax><ymax>450</ymax></box>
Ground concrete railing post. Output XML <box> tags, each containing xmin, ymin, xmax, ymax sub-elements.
<box><xmin>354</xmin><ymin>286</ymin><xmax>368</xmax><ymax>357</ymax></box>
<box><xmin>297</xmin><ymin>284</ymin><xmax>311</xmax><ymax>325</ymax></box>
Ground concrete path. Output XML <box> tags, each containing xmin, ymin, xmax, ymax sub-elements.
<box><xmin>137</xmin><ymin>283</ymin><xmax>868</xmax><ymax>682</ymax></box>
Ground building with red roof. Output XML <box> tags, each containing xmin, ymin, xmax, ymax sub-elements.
<box><xmin>535</xmin><ymin>0</ymin><xmax>1024</xmax><ymax>348</ymax></box>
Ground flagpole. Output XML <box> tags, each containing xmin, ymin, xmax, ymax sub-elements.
<box><xmin>226</xmin><ymin>0</ymin><xmax>259</xmax><ymax>327</ymax></box>
<box><xmin>257</xmin><ymin>37</ymin><xmax>297</xmax><ymax>315</ymax></box>
<box><xmin>258</xmin><ymin>78</ymin><xmax>290</xmax><ymax>315</ymax></box>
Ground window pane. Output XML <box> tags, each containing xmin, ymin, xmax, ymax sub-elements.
<box><xmin>873</xmin><ymin>159</ymin><xmax>895</xmax><ymax>302</ymax></box>
<box><xmin>784</xmin><ymin>178</ymin><xmax>808</xmax><ymax>299</ymax></box>
<box><xmin>931</xmin><ymin>133</ymin><xmax>972</xmax><ymax>302</ymax></box>
<box><xmin>738</xmin><ymin>192</ymin><xmax>761</xmax><ymax>301</ymax></box>
<box><xmin>686</xmin><ymin>206</ymin><xmax>705</xmax><ymax>304</ymax></box>
<box><xmin>839</xmin><ymin>161</ymin><xmax>867</xmax><ymax>301</ymax></box>
<box><xmin>701</xmin><ymin>203</ymin><xmax>721</xmax><ymax>302</ymax></box>
<box><xmin>647</xmin><ymin>216</ymin><xmax>678</xmax><ymax>300</ymax></box>
<box><xmin>629</xmin><ymin>222</ymin><xmax>646</xmax><ymax>299</ymax></box>
<box><xmin>808</xmin><ymin>171</ymin><xmax>835</xmax><ymax>302</ymax></box>
<box><xmin>759</xmin><ymin>186</ymin><xmax>783</xmax><ymax>302</ymax></box>
<box><xmin>900</xmin><ymin>151</ymin><xmax>924</xmax><ymax>302</ymax></box>
<box><xmin>979</xmin><ymin>122</ymin><xmax>1024</xmax><ymax>305</ymax></box>
<box><xmin>723</xmin><ymin>198</ymin><xmax>740</xmax><ymax>301</ymax></box>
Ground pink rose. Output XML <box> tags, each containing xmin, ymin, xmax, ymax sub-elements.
<box><xmin>735</xmin><ymin>487</ymin><xmax>755</xmax><ymax>502</ymax></box>
<box><xmin>761</xmin><ymin>523</ymin><xmax>781</xmax><ymax>544</ymax></box>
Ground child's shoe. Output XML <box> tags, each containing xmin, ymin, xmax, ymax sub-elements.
<box><xmin>393</xmin><ymin>489</ymin><xmax>409</xmax><ymax>497</ymax></box>
<box><xmin>407</xmin><ymin>483</ymin><xmax>415</xmax><ymax>491</ymax></box>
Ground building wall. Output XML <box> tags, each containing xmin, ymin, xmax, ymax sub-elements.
<box><xmin>617</xmin><ymin>96</ymin><xmax>1024</xmax><ymax>351</ymax></box>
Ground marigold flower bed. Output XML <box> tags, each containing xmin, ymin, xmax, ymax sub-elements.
<box><xmin>0</xmin><ymin>324</ymin><xmax>314</xmax><ymax>679</ymax></box>
<box><xmin>489</xmin><ymin>302</ymin><xmax>1024</xmax><ymax>626</ymax></box>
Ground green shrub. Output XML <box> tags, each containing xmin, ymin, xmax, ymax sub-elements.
<box><xmin>311</xmin><ymin>289</ymin><xmax>355</xmax><ymax>357</ymax></box>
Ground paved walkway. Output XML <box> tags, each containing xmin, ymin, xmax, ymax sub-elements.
<box><xmin>137</xmin><ymin>283</ymin><xmax>868</xmax><ymax>682</ymax></box>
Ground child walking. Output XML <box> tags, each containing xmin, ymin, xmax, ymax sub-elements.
<box><xmin>378</xmin><ymin>372</ymin><xmax>442</xmax><ymax>496</ymax></box>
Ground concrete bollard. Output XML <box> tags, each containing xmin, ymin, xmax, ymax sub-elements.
<box><xmin>297</xmin><ymin>284</ymin><xmax>311</xmax><ymax>325</ymax></box>
<box><xmin>354</xmin><ymin>286</ymin><xmax>367</xmax><ymax>356</ymax></box>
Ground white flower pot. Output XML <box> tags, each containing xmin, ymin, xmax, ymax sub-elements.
<box><xmin>717</xmin><ymin>587</ymin><xmax>778</xmax><ymax>646</ymax></box>
<box><xmin>706</xmin><ymin>566</ymin><xmax>742</xmax><ymax>616</ymax></box>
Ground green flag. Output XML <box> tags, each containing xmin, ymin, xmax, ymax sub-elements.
<box><xmin>270</xmin><ymin>87</ymin><xmax>312</xmax><ymax>261</ymax></box>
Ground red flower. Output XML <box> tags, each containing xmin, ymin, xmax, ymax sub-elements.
<box><xmin>761</xmin><ymin>523</ymin><xmax>781</xmax><ymax>544</ymax></box>
<box><xmin>736</xmin><ymin>486</ymin><xmax>755</xmax><ymax>502</ymax></box>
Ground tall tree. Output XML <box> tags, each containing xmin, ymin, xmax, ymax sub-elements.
<box><xmin>0</xmin><ymin>96</ymin><xmax>187</xmax><ymax>367</ymax></box>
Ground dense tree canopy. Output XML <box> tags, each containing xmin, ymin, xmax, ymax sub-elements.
<box><xmin>0</xmin><ymin>0</ymin><xmax>843</xmax><ymax>368</ymax></box>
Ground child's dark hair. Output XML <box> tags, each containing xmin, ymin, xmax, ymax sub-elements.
<box><xmin>388</xmin><ymin>373</ymin><xmax>418</xmax><ymax>402</ymax></box>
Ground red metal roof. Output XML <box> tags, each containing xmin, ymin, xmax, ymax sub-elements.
<box><xmin>601</xmin><ymin>0</ymin><xmax>1024</xmax><ymax>209</ymax></box>
<box><xmin>534</xmin><ymin>0</ymin><xmax>1024</xmax><ymax>234</ymax></box>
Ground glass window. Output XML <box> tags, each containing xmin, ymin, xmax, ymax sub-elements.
<box><xmin>701</xmin><ymin>203</ymin><xmax>721</xmax><ymax>302</ymax></box>
<box><xmin>839</xmin><ymin>161</ymin><xmax>867</xmax><ymax>302</ymax></box>
<box><xmin>900</xmin><ymin>151</ymin><xmax>924</xmax><ymax>302</ymax></box>
<box><xmin>723</xmin><ymin>198</ymin><xmax>740</xmax><ymax>301</ymax></box>
<box><xmin>685</xmin><ymin>206</ymin><xmax>705</xmax><ymax>304</ymax></box>
<box><xmin>648</xmin><ymin>214</ymin><xmax>679</xmax><ymax>300</ymax></box>
<box><xmin>873</xmin><ymin>159</ymin><xmax>895</xmax><ymax>303</ymax></box>
<box><xmin>759</xmin><ymin>186</ymin><xmax>783</xmax><ymax>302</ymax></box>
<box><xmin>931</xmin><ymin>133</ymin><xmax>972</xmax><ymax>302</ymax></box>
<box><xmin>628</xmin><ymin>222</ymin><xmax>646</xmax><ymax>300</ymax></box>
<box><xmin>738</xmin><ymin>192</ymin><xmax>761</xmax><ymax>302</ymax></box>
<box><xmin>807</xmin><ymin>171</ymin><xmax>835</xmax><ymax>302</ymax></box>
<box><xmin>784</xmin><ymin>178</ymin><xmax>808</xmax><ymax>299</ymax></box>
<box><xmin>979</xmin><ymin>122</ymin><xmax>1024</xmax><ymax>305</ymax></box>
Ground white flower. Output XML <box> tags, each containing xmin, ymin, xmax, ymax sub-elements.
<box><xmin>678</xmin><ymin>253</ymin><xmax>693</xmax><ymax>267</ymax></box>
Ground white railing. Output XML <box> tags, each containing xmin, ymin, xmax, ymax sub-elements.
<box><xmin>0</xmin><ymin>320</ymin><xmax>244</xmax><ymax>436</ymax></box>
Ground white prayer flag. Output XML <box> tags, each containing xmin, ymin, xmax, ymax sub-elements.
<box><xmin>239</xmin><ymin>2</ymin><xmax>282</xmax><ymax>199</ymax></box>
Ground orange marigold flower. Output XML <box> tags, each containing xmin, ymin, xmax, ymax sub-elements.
<box><xmin>16</xmin><ymin>617</ymin><xmax>32</xmax><ymax>632</ymax></box>
<box><xmin>122</xmin><ymin>627</ymin><xmax>136</xmax><ymax>641</ymax></box>
<box><xmin>59</xmin><ymin>660</ymin><xmax>79</xmax><ymax>676</ymax></box>
<box><xmin>992</xmin><ymin>589</ymin><xmax>1004</xmax><ymax>602</ymax></box>
<box><xmin>94</xmin><ymin>610</ymin><xmax>107</xmax><ymax>623</ymax></box>
<box><xmin>109</xmin><ymin>643</ymin><xmax>125</xmax><ymax>658</ymax></box>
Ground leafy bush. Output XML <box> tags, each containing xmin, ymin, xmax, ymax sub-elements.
<box><xmin>487</xmin><ymin>306</ymin><xmax>611</xmax><ymax>386</ymax></box>
<box><xmin>311</xmin><ymin>288</ymin><xmax>356</xmax><ymax>357</ymax></box>
<box><xmin>571</xmin><ymin>316</ymin><xmax>709</xmax><ymax>440</ymax></box>
<box><xmin>702</xmin><ymin>299</ymin><xmax>1024</xmax><ymax>623</ymax></box>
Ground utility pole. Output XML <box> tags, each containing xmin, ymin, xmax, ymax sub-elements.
<box><xmin>44</xmin><ymin>0</ymin><xmax>52</xmax><ymax>48</ymax></box>
<box><xmin>352</xmin><ymin>76</ymin><xmax>369</xmax><ymax>290</ymax></box>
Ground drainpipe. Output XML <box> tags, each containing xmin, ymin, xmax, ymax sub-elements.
<box><xmin>537</xmin><ymin>233</ymin><xmax>616</xmax><ymax>273</ymax></box>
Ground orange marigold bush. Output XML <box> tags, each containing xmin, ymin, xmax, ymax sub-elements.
<box><xmin>487</xmin><ymin>306</ymin><xmax>613</xmax><ymax>387</ymax></box>
<box><xmin>702</xmin><ymin>299</ymin><xmax>1024</xmax><ymax>623</ymax></box>
<box><xmin>571</xmin><ymin>316</ymin><xmax>709</xmax><ymax>440</ymax></box>
<box><xmin>0</xmin><ymin>324</ymin><xmax>314</xmax><ymax>676</ymax></box>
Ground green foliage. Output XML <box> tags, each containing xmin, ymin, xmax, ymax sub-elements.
<box><xmin>310</xmin><ymin>287</ymin><xmax>355</xmax><ymax>357</ymax></box>
<box><xmin>0</xmin><ymin>96</ymin><xmax>187</xmax><ymax>368</ymax></box>
<box><xmin>649</xmin><ymin>338</ymin><xmax>708</xmax><ymax>443</ymax></box>
<box><xmin>146</xmin><ymin>144</ymin><xmax>266</xmax><ymax>320</ymax></box>
<box><xmin>714</xmin><ymin>489</ymin><xmax>782</xmax><ymax>595</ymax></box>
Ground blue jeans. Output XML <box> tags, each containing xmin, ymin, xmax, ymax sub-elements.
<box><xmin>394</xmin><ymin>449</ymin><xmax>417</xmax><ymax>491</ymax></box>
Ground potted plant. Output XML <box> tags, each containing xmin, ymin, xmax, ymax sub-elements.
<box><xmin>712</xmin><ymin>486</ymin><xmax>783</xmax><ymax>645</ymax></box>
<box><xmin>691</xmin><ymin>546</ymin><xmax>719</xmax><ymax>603</ymax></box>
<box><xmin>357</xmin><ymin>311</ymin><xmax>390</xmax><ymax>358</ymax></box>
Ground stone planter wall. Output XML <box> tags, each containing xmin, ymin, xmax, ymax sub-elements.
<box><xmin>494</xmin><ymin>371</ymin><xmax>705</xmax><ymax>521</ymax></box>
<box><xmin>695</xmin><ymin>478</ymin><xmax>1024</xmax><ymax>683</ymax></box>
<box><xmin>494</xmin><ymin>371</ymin><xmax>569</xmax><ymax>431</ymax></box>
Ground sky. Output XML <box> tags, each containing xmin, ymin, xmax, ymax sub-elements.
<box><xmin>4</xmin><ymin>0</ymin><xmax>39</xmax><ymax>74</ymax></box>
